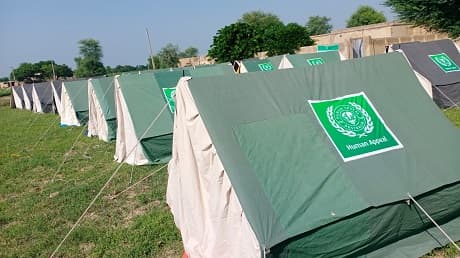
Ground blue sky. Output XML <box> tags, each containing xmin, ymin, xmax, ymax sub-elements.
<box><xmin>0</xmin><ymin>0</ymin><xmax>395</xmax><ymax>78</ymax></box>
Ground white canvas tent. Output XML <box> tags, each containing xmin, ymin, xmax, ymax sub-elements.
<box><xmin>21</xmin><ymin>84</ymin><xmax>33</xmax><ymax>110</ymax></box>
<box><xmin>87</xmin><ymin>77</ymin><xmax>116</xmax><ymax>142</ymax></box>
<box><xmin>11</xmin><ymin>85</ymin><xmax>24</xmax><ymax>109</ymax></box>
<box><xmin>32</xmin><ymin>81</ymin><xmax>54</xmax><ymax>113</ymax></box>
<box><xmin>60</xmin><ymin>80</ymin><xmax>88</xmax><ymax>126</ymax></box>
<box><xmin>51</xmin><ymin>80</ymin><xmax>63</xmax><ymax>114</ymax></box>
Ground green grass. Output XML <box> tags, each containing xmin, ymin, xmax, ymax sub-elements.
<box><xmin>0</xmin><ymin>106</ymin><xmax>459</xmax><ymax>257</ymax></box>
<box><xmin>0</xmin><ymin>107</ymin><xmax>182</xmax><ymax>257</ymax></box>
<box><xmin>0</xmin><ymin>88</ymin><xmax>11</xmax><ymax>97</ymax></box>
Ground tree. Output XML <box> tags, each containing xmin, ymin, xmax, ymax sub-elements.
<box><xmin>239</xmin><ymin>10</ymin><xmax>283</xmax><ymax>32</ymax></box>
<box><xmin>11</xmin><ymin>61</ymin><xmax>73</xmax><ymax>81</ymax></box>
<box><xmin>208</xmin><ymin>22</ymin><xmax>260</xmax><ymax>63</ymax></box>
<box><xmin>346</xmin><ymin>5</ymin><xmax>386</xmax><ymax>28</ymax></box>
<box><xmin>306</xmin><ymin>16</ymin><xmax>333</xmax><ymax>35</ymax></box>
<box><xmin>156</xmin><ymin>43</ymin><xmax>181</xmax><ymax>68</ymax></box>
<box><xmin>265</xmin><ymin>23</ymin><xmax>314</xmax><ymax>56</ymax></box>
<box><xmin>239</xmin><ymin>10</ymin><xmax>284</xmax><ymax>52</ymax></box>
<box><xmin>179</xmin><ymin>47</ymin><xmax>199</xmax><ymax>58</ymax></box>
<box><xmin>384</xmin><ymin>0</ymin><xmax>460</xmax><ymax>38</ymax></box>
<box><xmin>0</xmin><ymin>77</ymin><xmax>9</xmax><ymax>82</ymax></box>
<box><xmin>74</xmin><ymin>38</ymin><xmax>106</xmax><ymax>78</ymax></box>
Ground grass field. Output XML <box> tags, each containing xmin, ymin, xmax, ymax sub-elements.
<box><xmin>0</xmin><ymin>99</ymin><xmax>459</xmax><ymax>257</ymax></box>
<box><xmin>0</xmin><ymin>104</ymin><xmax>182</xmax><ymax>257</ymax></box>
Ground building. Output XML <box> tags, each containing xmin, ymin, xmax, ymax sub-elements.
<box><xmin>179</xmin><ymin>22</ymin><xmax>453</xmax><ymax>67</ymax></box>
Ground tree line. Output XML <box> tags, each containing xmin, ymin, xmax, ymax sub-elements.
<box><xmin>7</xmin><ymin>2</ymin><xmax>458</xmax><ymax>81</ymax></box>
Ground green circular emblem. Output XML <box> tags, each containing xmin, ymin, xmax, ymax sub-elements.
<box><xmin>436</xmin><ymin>56</ymin><xmax>452</xmax><ymax>67</ymax></box>
<box><xmin>326</xmin><ymin>102</ymin><xmax>374</xmax><ymax>138</ymax></box>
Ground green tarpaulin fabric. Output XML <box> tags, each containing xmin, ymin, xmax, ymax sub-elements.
<box><xmin>90</xmin><ymin>76</ymin><xmax>117</xmax><ymax>140</ymax></box>
<box><xmin>242</xmin><ymin>59</ymin><xmax>276</xmax><ymax>72</ymax></box>
<box><xmin>186</xmin><ymin>52</ymin><xmax>460</xmax><ymax>257</ymax></box>
<box><xmin>117</xmin><ymin>71</ymin><xmax>180</xmax><ymax>163</ymax></box>
<box><xmin>64</xmin><ymin>80</ymin><xmax>88</xmax><ymax>124</ymax></box>
<box><xmin>284</xmin><ymin>51</ymin><xmax>341</xmax><ymax>68</ymax></box>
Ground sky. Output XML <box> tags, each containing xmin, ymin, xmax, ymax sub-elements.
<box><xmin>0</xmin><ymin>0</ymin><xmax>395</xmax><ymax>78</ymax></box>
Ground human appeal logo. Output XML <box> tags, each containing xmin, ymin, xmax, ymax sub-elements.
<box><xmin>327</xmin><ymin>101</ymin><xmax>374</xmax><ymax>138</ymax></box>
<box><xmin>429</xmin><ymin>53</ymin><xmax>460</xmax><ymax>73</ymax></box>
<box><xmin>309</xmin><ymin>92</ymin><xmax>403</xmax><ymax>162</ymax></box>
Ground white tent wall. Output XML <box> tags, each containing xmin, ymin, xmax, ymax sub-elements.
<box><xmin>51</xmin><ymin>81</ymin><xmax>62</xmax><ymax>114</ymax></box>
<box><xmin>22</xmin><ymin>86</ymin><xmax>32</xmax><ymax>110</ymax></box>
<box><xmin>240</xmin><ymin>61</ymin><xmax>249</xmax><ymax>73</ymax></box>
<box><xmin>31</xmin><ymin>86</ymin><xmax>43</xmax><ymax>113</ymax></box>
<box><xmin>278</xmin><ymin>55</ymin><xmax>294</xmax><ymax>69</ymax></box>
<box><xmin>167</xmin><ymin>77</ymin><xmax>260</xmax><ymax>258</ymax></box>
<box><xmin>392</xmin><ymin>48</ymin><xmax>434</xmax><ymax>99</ymax></box>
<box><xmin>413</xmin><ymin>70</ymin><xmax>433</xmax><ymax>98</ymax></box>
<box><xmin>113</xmin><ymin>76</ymin><xmax>150</xmax><ymax>165</ymax></box>
<box><xmin>60</xmin><ymin>84</ymin><xmax>80</xmax><ymax>126</ymax></box>
<box><xmin>12</xmin><ymin>90</ymin><xmax>23</xmax><ymax>109</ymax></box>
<box><xmin>87</xmin><ymin>79</ymin><xmax>109</xmax><ymax>142</ymax></box>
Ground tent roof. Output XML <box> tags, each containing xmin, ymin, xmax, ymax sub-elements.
<box><xmin>241</xmin><ymin>58</ymin><xmax>276</xmax><ymax>72</ymax></box>
<box><xmin>284</xmin><ymin>51</ymin><xmax>341</xmax><ymax>67</ymax></box>
<box><xmin>392</xmin><ymin>39</ymin><xmax>460</xmax><ymax>86</ymax></box>
<box><xmin>267</xmin><ymin>55</ymin><xmax>284</xmax><ymax>69</ymax></box>
<box><xmin>52</xmin><ymin>80</ymin><xmax>62</xmax><ymax>100</ymax></box>
<box><xmin>22</xmin><ymin>83</ymin><xmax>33</xmax><ymax>98</ymax></box>
<box><xmin>90</xmin><ymin>77</ymin><xmax>116</xmax><ymax>120</ymax></box>
<box><xmin>188</xmin><ymin>63</ymin><xmax>234</xmax><ymax>77</ymax></box>
<box><xmin>12</xmin><ymin>85</ymin><xmax>23</xmax><ymax>98</ymax></box>
<box><xmin>33</xmin><ymin>81</ymin><xmax>54</xmax><ymax>105</ymax></box>
<box><xmin>186</xmin><ymin>52</ymin><xmax>460</xmax><ymax>249</ymax></box>
<box><xmin>63</xmin><ymin>80</ymin><xmax>88</xmax><ymax>112</ymax></box>
<box><xmin>116</xmin><ymin>71</ymin><xmax>181</xmax><ymax>140</ymax></box>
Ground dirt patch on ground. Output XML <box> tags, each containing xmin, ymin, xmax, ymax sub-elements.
<box><xmin>0</xmin><ymin>96</ymin><xmax>10</xmax><ymax>107</ymax></box>
<box><xmin>79</xmin><ymin>242</ymin><xmax>95</xmax><ymax>254</ymax></box>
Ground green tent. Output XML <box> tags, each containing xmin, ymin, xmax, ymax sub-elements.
<box><xmin>235</xmin><ymin>58</ymin><xmax>278</xmax><ymax>73</ymax></box>
<box><xmin>115</xmin><ymin>63</ymin><xmax>237</xmax><ymax>165</ymax></box>
<box><xmin>114</xmin><ymin>71</ymin><xmax>180</xmax><ymax>165</ymax></box>
<box><xmin>167</xmin><ymin>52</ymin><xmax>460</xmax><ymax>257</ymax></box>
<box><xmin>60</xmin><ymin>80</ymin><xmax>88</xmax><ymax>126</ymax></box>
<box><xmin>279</xmin><ymin>51</ymin><xmax>341</xmax><ymax>69</ymax></box>
<box><xmin>88</xmin><ymin>76</ymin><xmax>117</xmax><ymax>142</ymax></box>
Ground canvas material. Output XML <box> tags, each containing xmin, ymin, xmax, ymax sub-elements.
<box><xmin>87</xmin><ymin>80</ymin><xmax>109</xmax><ymax>141</ymax></box>
<box><xmin>32</xmin><ymin>86</ymin><xmax>43</xmax><ymax>113</ymax></box>
<box><xmin>21</xmin><ymin>84</ymin><xmax>33</xmax><ymax>110</ymax></box>
<box><xmin>186</xmin><ymin>53</ymin><xmax>460</xmax><ymax>252</ymax></box>
<box><xmin>12</xmin><ymin>86</ymin><xmax>24</xmax><ymax>109</ymax></box>
<box><xmin>278</xmin><ymin>51</ymin><xmax>341</xmax><ymax>69</ymax></box>
<box><xmin>114</xmin><ymin>76</ymin><xmax>150</xmax><ymax>165</ymax></box>
<box><xmin>167</xmin><ymin>77</ymin><xmax>260</xmax><ymax>258</ymax></box>
<box><xmin>51</xmin><ymin>81</ymin><xmax>63</xmax><ymax>114</ymax></box>
<box><xmin>392</xmin><ymin>39</ymin><xmax>460</xmax><ymax>107</ymax></box>
<box><xmin>60</xmin><ymin>84</ymin><xmax>80</xmax><ymax>126</ymax></box>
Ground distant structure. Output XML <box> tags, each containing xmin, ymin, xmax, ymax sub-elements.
<box><xmin>180</xmin><ymin>22</ymin><xmax>454</xmax><ymax>67</ymax></box>
<box><xmin>178</xmin><ymin>56</ymin><xmax>215</xmax><ymax>67</ymax></box>
<box><xmin>307</xmin><ymin>21</ymin><xmax>449</xmax><ymax>59</ymax></box>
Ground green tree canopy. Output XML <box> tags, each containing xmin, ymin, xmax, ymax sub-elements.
<box><xmin>11</xmin><ymin>61</ymin><xmax>73</xmax><ymax>81</ymax></box>
<box><xmin>78</xmin><ymin>39</ymin><xmax>103</xmax><ymax>60</ymax></box>
<box><xmin>208</xmin><ymin>22</ymin><xmax>260</xmax><ymax>63</ymax></box>
<box><xmin>346</xmin><ymin>5</ymin><xmax>386</xmax><ymax>28</ymax></box>
<box><xmin>156</xmin><ymin>43</ymin><xmax>181</xmax><ymax>68</ymax></box>
<box><xmin>106</xmin><ymin>65</ymin><xmax>146</xmax><ymax>75</ymax></box>
<box><xmin>265</xmin><ymin>23</ymin><xmax>314</xmax><ymax>56</ymax></box>
<box><xmin>179</xmin><ymin>47</ymin><xmax>199</xmax><ymax>58</ymax></box>
<box><xmin>0</xmin><ymin>77</ymin><xmax>9</xmax><ymax>82</ymax></box>
<box><xmin>306</xmin><ymin>16</ymin><xmax>333</xmax><ymax>35</ymax></box>
<box><xmin>74</xmin><ymin>38</ymin><xmax>105</xmax><ymax>78</ymax></box>
<box><xmin>239</xmin><ymin>10</ymin><xmax>283</xmax><ymax>31</ymax></box>
<box><xmin>239</xmin><ymin>10</ymin><xmax>284</xmax><ymax>52</ymax></box>
<box><xmin>384</xmin><ymin>0</ymin><xmax>460</xmax><ymax>38</ymax></box>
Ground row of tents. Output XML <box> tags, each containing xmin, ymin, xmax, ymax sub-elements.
<box><xmin>10</xmin><ymin>39</ymin><xmax>460</xmax><ymax>257</ymax></box>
